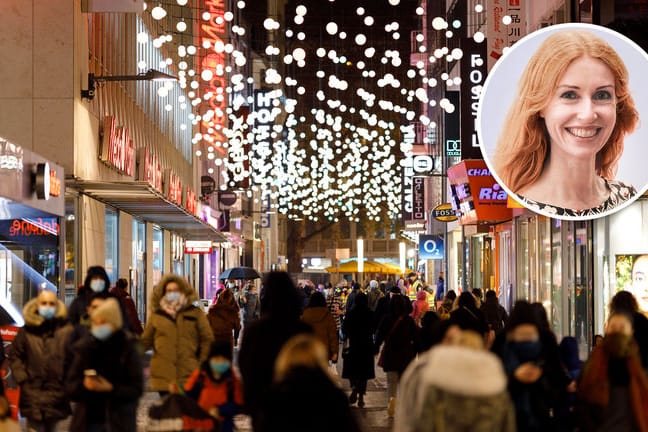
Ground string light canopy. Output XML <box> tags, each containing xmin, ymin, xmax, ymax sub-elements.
<box><xmin>133</xmin><ymin>1</ymin><xmax>492</xmax><ymax>222</ymax></box>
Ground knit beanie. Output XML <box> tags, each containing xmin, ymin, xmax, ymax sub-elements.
<box><xmin>369</xmin><ymin>280</ymin><xmax>378</xmax><ymax>289</ymax></box>
<box><xmin>91</xmin><ymin>297</ymin><xmax>123</xmax><ymax>329</ymax></box>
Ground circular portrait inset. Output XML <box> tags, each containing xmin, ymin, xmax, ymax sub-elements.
<box><xmin>478</xmin><ymin>23</ymin><xmax>648</xmax><ymax>220</ymax></box>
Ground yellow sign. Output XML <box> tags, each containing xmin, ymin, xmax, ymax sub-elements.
<box><xmin>432</xmin><ymin>203</ymin><xmax>458</xmax><ymax>222</ymax></box>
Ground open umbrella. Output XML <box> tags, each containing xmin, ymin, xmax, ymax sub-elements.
<box><xmin>219</xmin><ymin>266</ymin><xmax>261</xmax><ymax>280</ymax></box>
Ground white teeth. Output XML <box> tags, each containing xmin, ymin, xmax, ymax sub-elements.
<box><xmin>568</xmin><ymin>128</ymin><xmax>598</xmax><ymax>138</ymax></box>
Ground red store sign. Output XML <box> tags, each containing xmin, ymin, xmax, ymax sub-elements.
<box><xmin>137</xmin><ymin>147</ymin><xmax>162</xmax><ymax>192</ymax></box>
<box><xmin>100</xmin><ymin>116</ymin><xmax>135</xmax><ymax>176</ymax></box>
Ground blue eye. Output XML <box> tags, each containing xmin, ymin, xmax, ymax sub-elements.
<box><xmin>593</xmin><ymin>90</ymin><xmax>613</xmax><ymax>101</ymax></box>
<box><xmin>560</xmin><ymin>91</ymin><xmax>578</xmax><ymax>100</ymax></box>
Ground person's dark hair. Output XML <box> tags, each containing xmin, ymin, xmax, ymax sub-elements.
<box><xmin>83</xmin><ymin>266</ymin><xmax>111</xmax><ymax>292</ymax></box>
<box><xmin>559</xmin><ymin>336</ymin><xmax>581</xmax><ymax>371</ymax></box>
<box><xmin>201</xmin><ymin>340</ymin><xmax>233</xmax><ymax>380</ymax></box>
<box><xmin>307</xmin><ymin>291</ymin><xmax>327</xmax><ymax>308</ymax></box>
<box><xmin>260</xmin><ymin>271</ymin><xmax>303</xmax><ymax>319</ymax></box>
<box><xmin>353</xmin><ymin>292</ymin><xmax>369</xmax><ymax>310</ymax></box>
<box><xmin>116</xmin><ymin>278</ymin><xmax>128</xmax><ymax>290</ymax></box>
<box><xmin>304</xmin><ymin>285</ymin><xmax>312</xmax><ymax>297</ymax></box>
<box><xmin>609</xmin><ymin>290</ymin><xmax>639</xmax><ymax>315</ymax></box>
<box><xmin>471</xmin><ymin>288</ymin><xmax>483</xmax><ymax>300</ymax></box>
<box><xmin>445</xmin><ymin>290</ymin><xmax>457</xmax><ymax>301</ymax></box>
<box><xmin>389</xmin><ymin>293</ymin><xmax>409</xmax><ymax>317</ymax></box>
<box><xmin>485</xmin><ymin>289</ymin><xmax>497</xmax><ymax>300</ymax></box>
<box><xmin>506</xmin><ymin>300</ymin><xmax>540</xmax><ymax>331</ymax></box>
<box><xmin>457</xmin><ymin>291</ymin><xmax>477</xmax><ymax>310</ymax></box>
<box><xmin>531</xmin><ymin>302</ymin><xmax>551</xmax><ymax>331</ymax></box>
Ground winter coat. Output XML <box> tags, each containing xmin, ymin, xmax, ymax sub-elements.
<box><xmin>411</xmin><ymin>291</ymin><xmax>430</xmax><ymax>325</ymax></box>
<box><xmin>367</xmin><ymin>288</ymin><xmax>384</xmax><ymax>312</ymax></box>
<box><xmin>481</xmin><ymin>298</ymin><xmax>509</xmax><ymax>333</ymax></box>
<box><xmin>341</xmin><ymin>305</ymin><xmax>375</xmax><ymax>381</ymax></box>
<box><xmin>395</xmin><ymin>344</ymin><xmax>516</xmax><ymax>432</ymax></box>
<box><xmin>9</xmin><ymin>298</ymin><xmax>73</xmax><ymax>422</ymax></box>
<box><xmin>65</xmin><ymin>329</ymin><xmax>143</xmax><ymax>432</ymax></box>
<box><xmin>301</xmin><ymin>306</ymin><xmax>339</xmax><ymax>360</ymax></box>
<box><xmin>239</xmin><ymin>290</ymin><xmax>260</xmax><ymax>325</ymax></box>
<box><xmin>141</xmin><ymin>274</ymin><xmax>214</xmax><ymax>391</ymax></box>
<box><xmin>184</xmin><ymin>368</ymin><xmax>244</xmax><ymax>432</ymax></box>
<box><xmin>238</xmin><ymin>317</ymin><xmax>312</xmax><ymax>424</ymax></box>
<box><xmin>109</xmin><ymin>286</ymin><xmax>143</xmax><ymax>335</ymax></box>
<box><xmin>207</xmin><ymin>302</ymin><xmax>241</xmax><ymax>348</ymax></box>
<box><xmin>375</xmin><ymin>313</ymin><xmax>419</xmax><ymax>373</ymax></box>
<box><xmin>631</xmin><ymin>312</ymin><xmax>648</xmax><ymax>370</ymax></box>
<box><xmin>258</xmin><ymin>366</ymin><xmax>362</xmax><ymax>432</ymax></box>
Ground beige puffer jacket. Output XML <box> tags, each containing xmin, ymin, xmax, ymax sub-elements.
<box><xmin>141</xmin><ymin>274</ymin><xmax>214</xmax><ymax>391</ymax></box>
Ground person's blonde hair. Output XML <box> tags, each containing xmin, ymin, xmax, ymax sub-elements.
<box><xmin>274</xmin><ymin>334</ymin><xmax>330</xmax><ymax>382</ymax></box>
<box><xmin>495</xmin><ymin>30</ymin><xmax>639</xmax><ymax>193</ymax></box>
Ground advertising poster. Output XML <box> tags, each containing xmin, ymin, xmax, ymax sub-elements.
<box><xmin>1</xmin><ymin>326</ymin><xmax>20</xmax><ymax>420</ymax></box>
<box><xmin>616</xmin><ymin>254</ymin><xmax>648</xmax><ymax>312</ymax></box>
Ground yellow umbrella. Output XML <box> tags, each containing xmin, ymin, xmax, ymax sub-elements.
<box><xmin>325</xmin><ymin>259</ymin><xmax>389</xmax><ymax>273</ymax></box>
<box><xmin>378</xmin><ymin>262</ymin><xmax>413</xmax><ymax>275</ymax></box>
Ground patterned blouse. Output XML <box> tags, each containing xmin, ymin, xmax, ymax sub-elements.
<box><xmin>518</xmin><ymin>179</ymin><xmax>637</xmax><ymax>218</ymax></box>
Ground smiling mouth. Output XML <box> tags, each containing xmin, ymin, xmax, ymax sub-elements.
<box><xmin>566</xmin><ymin>127</ymin><xmax>600</xmax><ymax>138</ymax></box>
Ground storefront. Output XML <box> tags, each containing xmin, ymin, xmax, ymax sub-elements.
<box><xmin>593</xmin><ymin>196</ymin><xmax>648</xmax><ymax>337</ymax></box>
<box><xmin>0</xmin><ymin>137</ymin><xmax>65</xmax><ymax>309</ymax></box>
<box><xmin>446</xmin><ymin>160</ymin><xmax>512</xmax><ymax>295</ymax></box>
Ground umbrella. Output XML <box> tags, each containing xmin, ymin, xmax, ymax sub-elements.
<box><xmin>219</xmin><ymin>266</ymin><xmax>261</xmax><ymax>280</ymax></box>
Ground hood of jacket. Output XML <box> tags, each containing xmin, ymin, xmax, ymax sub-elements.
<box><xmin>301</xmin><ymin>306</ymin><xmax>330</xmax><ymax>323</ymax></box>
<box><xmin>417</xmin><ymin>345</ymin><xmax>507</xmax><ymax>397</ymax></box>
<box><xmin>151</xmin><ymin>274</ymin><xmax>199</xmax><ymax>310</ymax></box>
<box><xmin>23</xmin><ymin>297</ymin><xmax>67</xmax><ymax>327</ymax></box>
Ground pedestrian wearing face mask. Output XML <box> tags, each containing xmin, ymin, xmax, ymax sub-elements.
<box><xmin>141</xmin><ymin>274</ymin><xmax>214</xmax><ymax>395</ymax></box>
<box><xmin>9</xmin><ymin>290</ymin><xmax>74</xmax><ymax>432</ymax></box>
<box><xmin>65</xmin><ymin>298</ymin><xmax>143</xmax><ymax>432</ymax></box>
<box><xmin>67</xmin><ymin>266</ymin><xmax>111</xmax><ymax>326</ymax></box>
<box><xmin>182</xmin><ymin>340</ymin><xmax>243</xmax><ymax>432</ymax></box>
<box><xmin>577</xmin><ymin>312</ymin><xmax>648</xmax><ymax>432</ymax></box>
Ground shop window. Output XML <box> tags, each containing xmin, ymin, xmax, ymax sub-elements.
<box><xmin>152</xmin><ymin>227</ymin><xmax>163</xmax><ymax>286</ymax></box>
<box><xmin>65</xmin><ymin>196</ymin><xmax>79</xmax><ymax>305</ymax></box>
<box><xmin>132</xmin><ymin>220</ymin><xmax>146</xmax><ymax>322</ymax></box>
<box><xmin>105</xmin><ymin>207</ymin><xmax>119</xmax><ymax>285</ymax></box>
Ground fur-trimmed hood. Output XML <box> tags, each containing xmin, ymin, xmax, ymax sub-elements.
<box><xmin>22</xmin><ymin>297</ymin><xmax>67</xmax><ymax>327</ymax></box>
<box><xmin>417</xmin><ymin>345</ymin><xmax>507</xmax><ymax>397</ymax></box>
<box><xmin>151</xmin><ymin>273</ymin><xmax>199</xmax><ymax>310</ymax></box>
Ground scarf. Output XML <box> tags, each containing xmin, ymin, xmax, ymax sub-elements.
<box><xmin>160</xmin><ymin>293</ymin><xmax>187</xmax><ymax>319</ymax></box>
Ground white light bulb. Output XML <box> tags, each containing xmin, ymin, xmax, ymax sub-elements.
<box><xmin>151</xmin><ymin>6</ymin><xmax>167</xmax><ymax>20</ymax></box>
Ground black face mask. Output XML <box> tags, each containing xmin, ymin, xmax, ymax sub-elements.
<box><xmin>510</xmin><ymin>340</ymin><xmax>542</xmax><ymax>363</ymax></box>
<box><xmin>603</xmin><ymin>332</ymin><xmax>633</xmax><ymax>358</ymax></box>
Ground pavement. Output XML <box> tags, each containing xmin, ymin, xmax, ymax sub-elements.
<box><xmin>21</xmin><ymin>349</ymin><xmax>393</xmax><ymax>431</ymax></box>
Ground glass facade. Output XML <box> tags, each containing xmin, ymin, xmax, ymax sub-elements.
<box><xmin>152</xmin><ymin>226</ymin><xmax>163</xmax><ymax>287</ymax></box>
<box><xmin>105</xmin><ymin>207</ymin><xmax>119</xmax><ymax>285</ymax></box>
<box><xmin>132</xmin><ymin>220</ymin><xmax>146</xmax><ymax>322</ymax></box>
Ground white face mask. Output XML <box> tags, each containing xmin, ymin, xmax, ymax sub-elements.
<box><xmin>90</xmin><ymin>279</ymin><xmax>106</xmax><ymax>293</ymax></box>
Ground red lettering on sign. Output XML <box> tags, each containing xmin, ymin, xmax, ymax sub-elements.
<box><xmin>49</xmin><ymin>170</ymin><xmax>61</xmax><ymax>197</ymax></box>
<box><xmin>9</xmin><ymin>219</ymin><xmax>60</xmax><ymax>237</ymax></box>
<box><xmin>185</xmin><ymin>187</ymin><xmax>197</xmax><ymax>215</ymax></box>
<box><xmin>101</xmin><ymin>116</ymin><xmax>135</xmax><ymax>176</ymax></box>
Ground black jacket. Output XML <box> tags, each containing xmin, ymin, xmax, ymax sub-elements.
<box><xmin>65</xmin><ymin>329</ymin><xmax>143</xmax><ymax>432</ymax></box>
<box><xmin>9</xmin><ymin>299</ymin><xmax>73</xmax><ymax>421</ymax></box>
<box><xmin>342</xmin><ymin>305</ymin><xmax>375</xmax><ymax>381</ymax></box>
<box><xmin>374</xmin><ymin>314</ymin><xmax>419</xmax><ymax>373</ymax></box>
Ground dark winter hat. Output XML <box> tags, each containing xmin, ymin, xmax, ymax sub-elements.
<box><xmin>208</xmin><ymin>340</ymin><xmax>233</xmax><ymax>361</ymax></box>
<box><xmin>389</xmin><ymin>286</ymin><xmax>401</xmax><ymax>294</ymax></box>
<box><xmin>407</xmin><ymin>272</ymin><xmax>416</xmax><ymax>278</ymax></box>
<box><xmin>83</xmin><ymin>266</ymin><xmax>111</xmax><ymax>292</ymax></box>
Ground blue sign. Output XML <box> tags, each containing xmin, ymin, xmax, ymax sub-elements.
<box><xmin>419</xmin><ymin>235</ymin><xmax>444</xmax><ymax>260</ymax></box>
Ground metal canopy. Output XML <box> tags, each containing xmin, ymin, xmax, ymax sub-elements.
<box><xmin>67</xmin><ymin>179</ymin><xmax>227</xmax><ymax>241</ymax></box>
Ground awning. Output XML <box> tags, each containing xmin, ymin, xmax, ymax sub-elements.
<box><xmin>67</xmin><ymin>179</ymin><xmax>227</xmax><ymax>241</ymax></box>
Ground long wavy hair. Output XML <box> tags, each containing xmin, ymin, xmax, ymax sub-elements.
<box><xmin>495</xmin><ymin>30</ymin><xmax>639</xmax><ymax>193</ymax></box>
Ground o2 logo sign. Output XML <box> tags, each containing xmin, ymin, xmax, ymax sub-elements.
<box><xmin>419</xmin><ymin>235</ymin><xmax>444</xmax><ymax>260</ymax></box>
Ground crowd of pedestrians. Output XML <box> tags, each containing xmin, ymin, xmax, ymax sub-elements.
<box><xmin>3</xmin><ymin>268</ymin><xmax>648</xmax><ymax>431</ymax></box>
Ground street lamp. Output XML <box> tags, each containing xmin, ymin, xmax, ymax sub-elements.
<box><xmin>81</xmin><ymin>69</ymin><xmax>177</xmax><ymax>100</ymax></box>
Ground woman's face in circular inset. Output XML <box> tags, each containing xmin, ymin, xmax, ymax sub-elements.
<box><xmin>540</xmin><ymin>55</ymin><xmax>617</xmax><ymax>165</ymax></box>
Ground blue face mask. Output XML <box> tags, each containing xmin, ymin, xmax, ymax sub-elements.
<box><xmin>165</xmin><ymin>292</ymin><xmax>181</xmax><ymax>302</ymax></box>
<box><xmin>210</xmin><ymin>361</ymin><xmax>231</xmax><ymax>375</ymax></box>
<box><xmin>91</xmin><ymin>324</ymin><xmax>114</xmax><ymax>341</ymax></box>
<box><xmin>510</xmin><ymin>340</ymin><xmax>542</xmax><ymax>363</ymax></box>
<box><xmin>90</xmin><ymin>279</ymin><xmax>106</xmax><ymax>293</ymax></box>
<box><xmin>38</xmin><ymin>305</ymin><xmax>56</xmax><ymax>320</ymax></box>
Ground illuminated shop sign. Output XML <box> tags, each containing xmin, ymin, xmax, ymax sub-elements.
<box><xmin>447</xmin><ymin>159</ymin><xmax>511</xmax><ymax>224</ymax></box>
<box><xmin>137</xmin><ymin>147</ymin><xmax>162</xmax><ymax>192</ymax></box>
<box><xmin>400</xmin><ymin>124</ymin><xmax>416</xmax><ymax>223</ymax></box>
<box><xmin>252</xmin><ymin>90</ymin><xmax>277</xmax><ymax>186</ymax></box>
<box><xmin>185</xmin><ymin>187</ymin><xmax>197</xmax><ymax>215</ymax></box>
<box><xmin>100</xmin><ymin>116</ymin><xmax>135</xmax><ymax>176</ymax></box>
<box><xmin>164</xmin><ymin>170</ymin><xmax>183</xmax><ymax>206</ymax></box>
<box><xmin>486</xmin><ymin>0</ymin><xmax>526</xmax><ymax>69</ymax></box>
<box><xmin>185</xmin><ymin>240</ymin><xmax>212</xmax><ymax>254</ymax></box>
<box><xmin>411</xmin><ymin>177</ymin><xmax>426</xmax><ymax>222</ymax></box>
<box><xmin>9</xmin><ymin>218</ymin><xmax>60</xmax><ymax>237</ymax></box>
<box><xmin>199</xmin><ymin>0</ymin><xmax>228</xmax><ymax>150</ymax></box>
<box><xmin>432</xmin><ymin>203</ymin><xmax>458</xmax><ymax>222</ymax></box>
<box><xmin>460</xmin><ymin>38</ymin><xmax>488</xmax><ymax>160</ymax></box>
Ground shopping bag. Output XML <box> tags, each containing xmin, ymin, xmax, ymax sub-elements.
<box><xmin>146</xmin><ymin>393</ymin><xmax>219</xmax><ymax>432</ymax></box>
